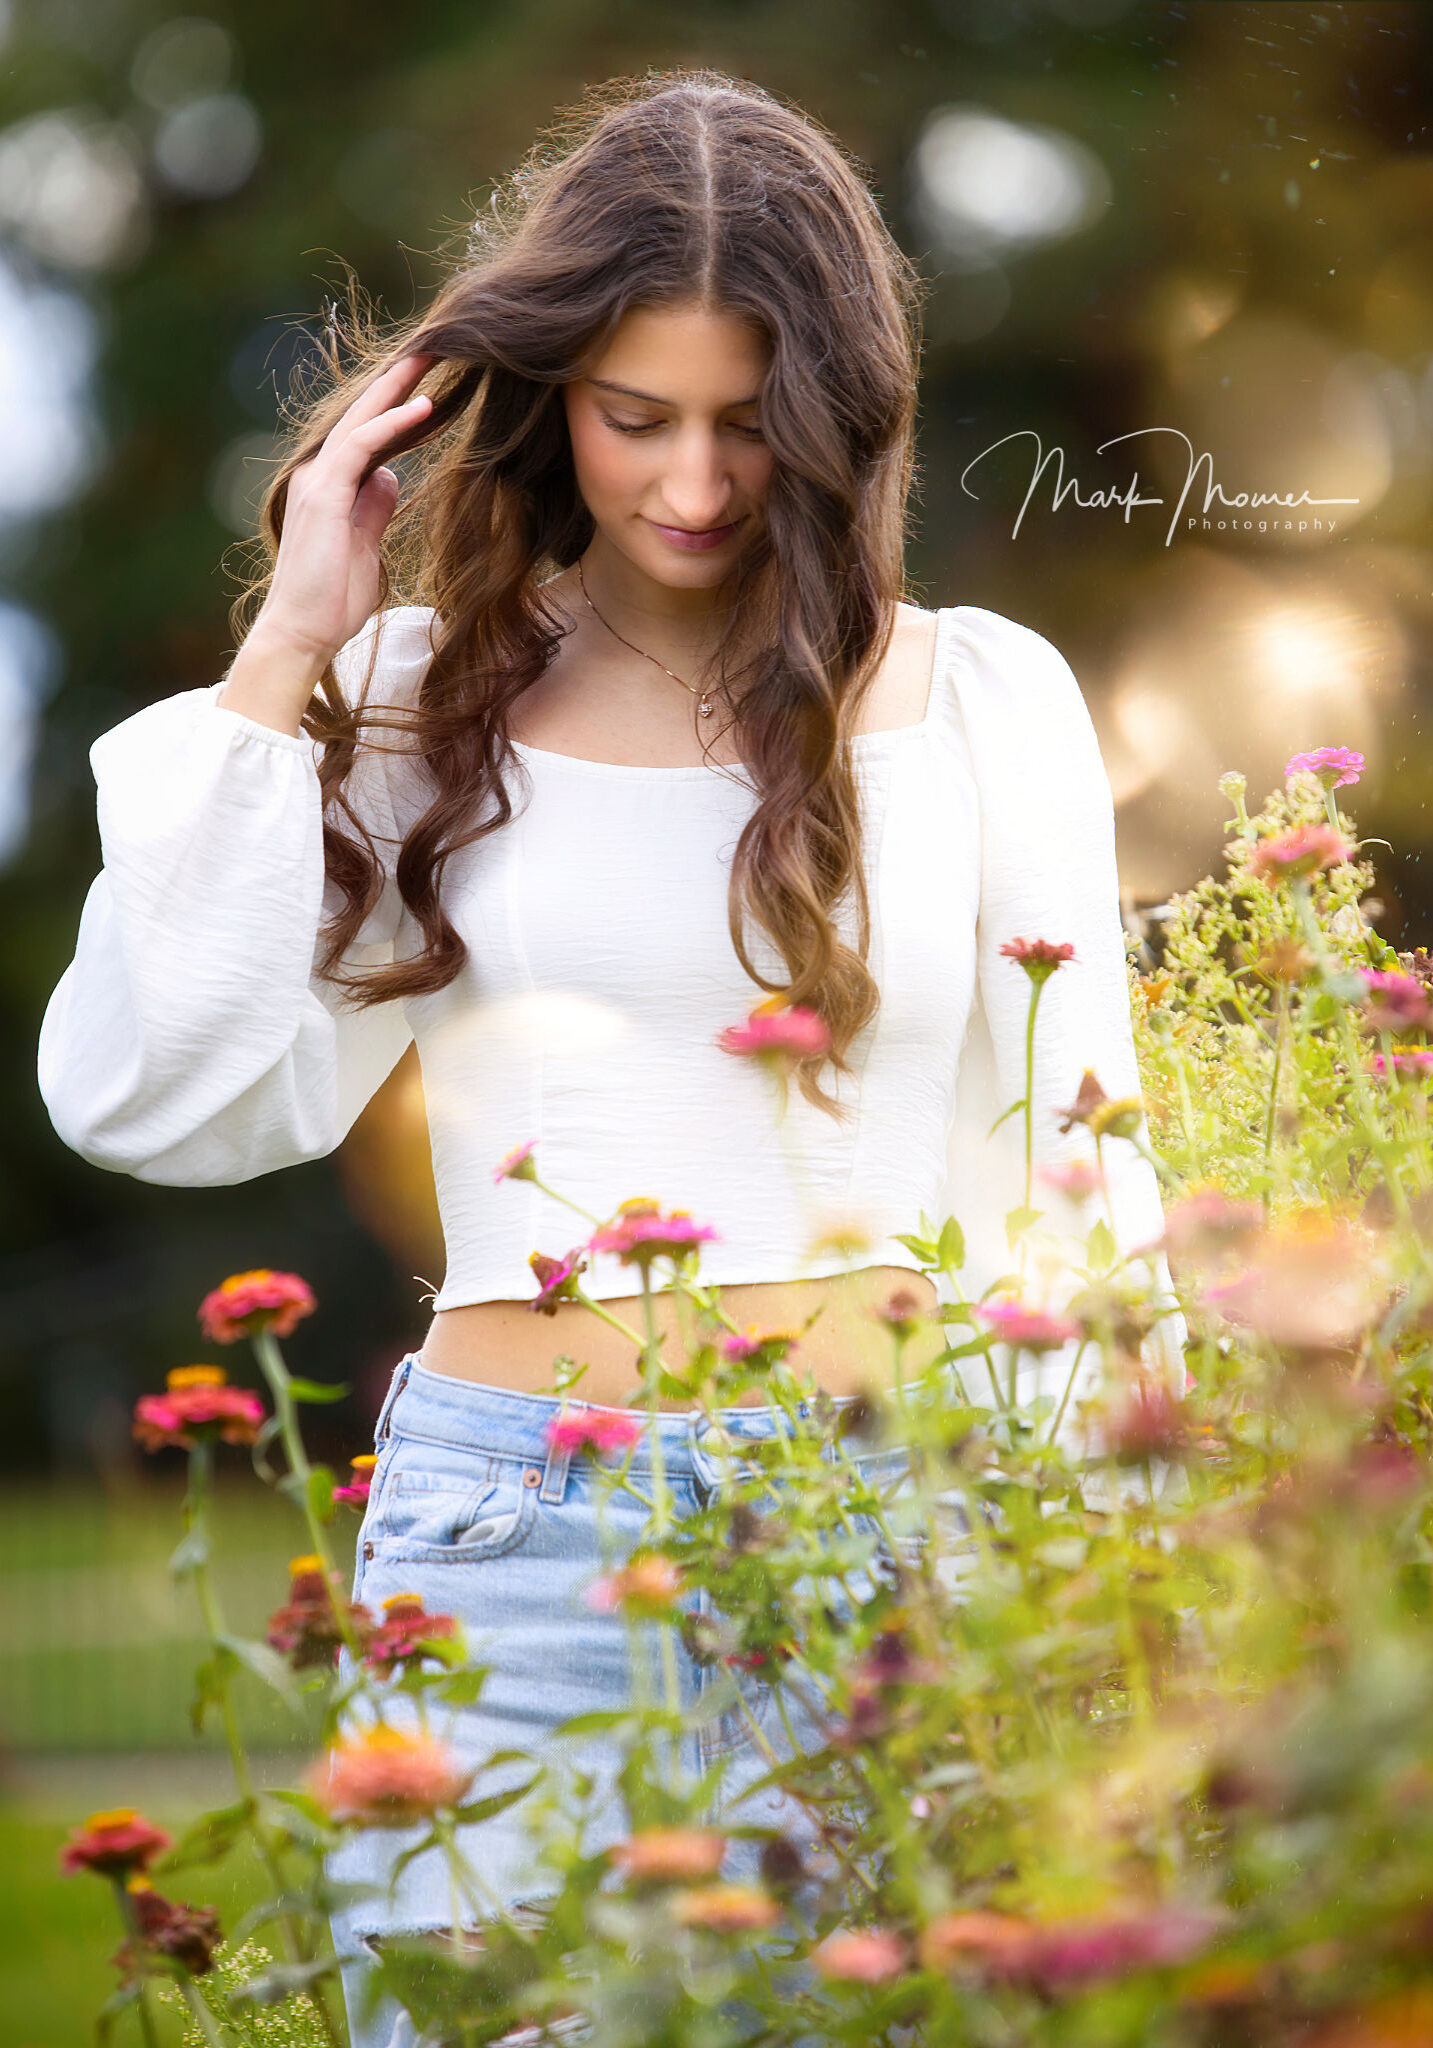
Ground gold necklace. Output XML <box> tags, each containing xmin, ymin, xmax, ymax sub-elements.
<box><xmin>576</xmin><ymin>557</ymin><xmax>719</xmax><ymax>719</ymax></box>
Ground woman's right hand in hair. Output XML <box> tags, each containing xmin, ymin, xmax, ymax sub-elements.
<box><xmin>219</xmin><ymin>354</ymin><xmax>435</xmax><ymax>728</ymax></box>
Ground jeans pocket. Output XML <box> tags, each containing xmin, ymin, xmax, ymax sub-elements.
<box><xmin>373</xmin><ymin>1461</ymin><xmax>538</xmax><ymax>1565</ymax></box>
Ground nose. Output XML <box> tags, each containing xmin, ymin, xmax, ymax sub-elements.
<box><xmin>658</xmin><ymin>425</ymin><xmax>737</xmax><ymax>530</ymax></box>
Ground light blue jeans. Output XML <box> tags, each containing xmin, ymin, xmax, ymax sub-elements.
<box><xmin>328</xmin><ymin>1352</ymin><xmax>923</xmax><ymax>2048</ymax></box>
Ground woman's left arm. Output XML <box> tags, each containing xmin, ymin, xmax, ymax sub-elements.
<box><xmin>938</xmin><ymin>607</ymin><xmax>1189</xmax><ymax>1429</ymax></box>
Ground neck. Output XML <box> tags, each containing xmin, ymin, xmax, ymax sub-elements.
<box><xmin>578</xmin><ymin>534</ymin><xmax>735</xmax><ymax>672</ymax></box>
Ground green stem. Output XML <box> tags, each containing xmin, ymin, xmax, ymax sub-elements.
<box><xmin>179</xmin><ymin>1980</ymin><xmax>230</xmax><ymax>2048</ymax></box>
<box><xmin>1021</xmin><ymin>979</ymin><xmax>1049</xmax><ymax>1213</ymax></box>
<box><xmin>250</xmin><ymin>1329</ymin><xmax>365</xmax><ymax>1663</ymax></box>
<box><xmin>635</xmin><ymin>1266</ymin><xmax>684</xmax><ymax>1736</ymax></box>
<box><xmin>566</xmin><ymin>1286</ymin><xmax>647</xmax><ymax>1356</ymax></box>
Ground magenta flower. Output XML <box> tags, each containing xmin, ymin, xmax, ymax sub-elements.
<box><xmin>1284</xmin><ymin>745</ymin><xmax>1365</xmax><ymax>790</ymax></box>
<box><xmin>1369</xmin><ymin>1048</ymin><xmax>1433</xmax><ymax>1079</ymax></box>
<box><xmin>977</xmin><ymin>1300</ymin><xmax>1082</xmax><ymax>1351</ymax></box>
<box><xmin>545</xmin><ymin>1406</ymin><xmax>644</xmax><ymax>1458</ymax></box>
<box><xmin>132</xmin><ymin>1367</ymin><xmax>264</xmax><ymax>1453</ymax></box>
<box><xmin>527</xmin><ymin>1246</ymin><xmax>588</xmax><ymax>1315</ymax></box>
<box><xmin>1000</xmin><ymin>937</ymin><xmax>1076</xmax><ymax>985</ymax></box>
<box><xmin>493</xmin><ymin>1140</ymin><xmax>537</xmax><ymax>1185</ymax></box>
<box><xmin>333</xmin><ymin>1454</ymin><xmax>377</xmax><ymax>1508</ymax></box>
<box><xmin>60</xmin><ymin>1808</ymin><xmax>173</xmax><ymax>1878</ymax></box>
<box><xmin>1359</xmin><ymin>970</ymin><xmax>1433</xmax><ymax>1037</ymax></box>
<box><xmin>198</xmin><ymin>1268</ymin><xmax>316</xmax><ymax>1344</ymax></box>
<box><xmin>717</xmin><ymin>1002</ymin><xmax>832</xmax><ymax>1069</ymax></box>
<box><xmin>589</xmin><ymin>1198</ymin><xmax>718</xmax><ymax>1269</ymax></box>
<box><xmin>362</xmin><ymin>1593</ymin><xmax>462</xmax><ymax>1679</ymax></box>
<box><xmin>1247</xmin><ymin>822</ymin><xmax>1353</xmax><ymax>885</ymax></box>
<box><xmin>721</xmin><ymin>1325</ymin><xmax>803</xmax><ymax>1366</ymax></box>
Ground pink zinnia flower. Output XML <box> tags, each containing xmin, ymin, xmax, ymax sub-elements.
<box><xmin>333</xmin><ymin>1453</ymin><xmax>377</xmax><ymax>1508</ymax></box>
<box><xmin>977</xmin><ymin>1300</ymin><xmax>1082</xmax><ymax>1351</ymax></box>
<box><xmin>588</xmin><ymin>1198</ymin><xmax>718</xmax><ymax>1269</ymax></box>
<box><xmin>266</xmin><ymin>1555</ymin><xmax>373</xmax><ymax>1669</ymax></box>
<box><xmin>717</xmin><ymin>1000</ymin><xmax>831</xmax><ymax>1069</ymax></box>
<box><xmin>813</xmin><ymin>1927</ymin><xmax>909</xmax><ymax>1982</ymax></box>
<box><xmin>584</xmin><ymin>1553</ymin><xmax>683</xmax><ymax>1615</ymax></box>
<box><xmin>198</xmin><ymin>1268</ymin><xmax>316</xmax><ymax>1344</ymax></box>
<box><xmin>1014</xmin><ymin>1907</ymin><xmax>1224</xmax><ymax>1992</ymax></box>
<box><xmin>527</xmin><ymin>1246</ymin><xmax>588</xmax><ymax>1315</ymax></box>
<box><xmin>999</xmin><ymin>937</ymin><xmax>1076</xmax><ymax>985</ymax></box>
<box><xmin>721</xmin><ymin>1324</ymin><xmax>802</xmax><ymax>1365</ymax></box>
<box><xmin>1161</xmin><ymin>1188</ymin><xmax>1265</xmax><ymax>1267</ymax></box>
<box><xmin>545</xmin><ymin>1406</ymin><xmax>643</xmax><ymax>1458</ymax></box>
<box><xmin>1359</xmin><ymin>970</ymin><xmax>1433</xmax><ymax>1037</ymax></box>
<box><xmin>673</xmin><ymin>1884</ymin><xmax>782</xmax><ymax>1933</ymax></box>
<box><xmin>132</xmin><ymin>1366</ymin><xmax>264</xmax><ymax>1453</ymax></box>
<box><xmin>310</xmin><ymin>1727</ymin><xmax>474</xmax><ymax>1827</ymax></box>
<box><xmin>1284</xmin><ymin>745</ymin><xmax>1365</xmax><ymax>790</ymax></box>
<box><xmin>1247</xmin><ymin>822</ymin><xmax>1353</xmax><ymax>885</ymax></box>
<box><xmin>362</xmin><ymin>1593</ymin><xmax>462</xmax><ymax>1679</ymax></box>
<box><xmin>1369</xmin><ymin>1048</ymin><xmax>1433</xmax><ymax>1079</ymax></box>
<box><xmin>609</xmin><ymin>1828</ymin><xmax>728</xmax><ymax>1885</ymax></box>
<box><xmin>1201</xmin><ymin>1212</ymin><xmax>1386</xmax><ymax>1353</ymax></box>
<box><xmin>60</xmin><ymin>1807</ymin><xmax>172</xmax><ymax>1878</ymax></box>
<box><xmin>493</xmin><ymin>1140</ymin><xmax>537</xmax><ymax>1185</ymax></box>
<box><xmin>1095</xmin><ymin>1373</ymin><xmax>1188</xmax><ymax>1463</ymax></box>
<box><xmin>1038</xmin><ymin>1158</ymin><xmax>1102</xmax><ymax>1203</ymax></box>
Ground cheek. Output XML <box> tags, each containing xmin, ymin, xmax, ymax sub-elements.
<box><xmin>567</xmin><ymin>412</ymin><xmax>646</xmax><ymax>510</ymax></box>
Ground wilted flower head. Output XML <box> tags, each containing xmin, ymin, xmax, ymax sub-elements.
<box><xmin>267</xmin><ymin>1555</ymin><xmax>373</xmax><ymax>1669</ymax></box>
<box><xmin>584</xmin><ymin>1552</ymin><xmax>683</xmax><ymax>1615</ymax></box>
<box><xmin>132</xmin><ymin>1366</ymin><xmax>265</xmax><ymax>1453</ymax></box>
<box><xmin>545</xmin><ymin>1406</ymin><xmax>643</xmax><ymax>1458</ymax></box>
<box><xmin>528</xmin><ymin>1246</ymin><xmax>588</xmax><ymax>1315</ymax></box>
<box><xmin>61</xmin><ymin>1807</ymin><xmax>172</xmax><ymax>1878</ymax></box>
<box><xmin>673</xmin><ymin>1884</ymin><xmax>782</xmax><ymax>1933</ymax></box>
<box><xmin>1201</xmin><ymin>1210</ymin><xmax>1388</xmax><ymax>1355</ymax></box>
<box><xmin>334</xmin><ymin>1453</ymin><xmax>377</xmax><ymax>1508</ymax></box>
<box><xmin>493</xmin><ymin>1140</ymin><xmax>538</xmax><ymax>1184</ymax></box>
<box><xmin>362</xmin><ymin>1592</ymin><xmax>461</xmax><ymax>1678</ymax></box>
<box><xmin>1285</xmin><ymin>745</ymin><xmax>1365</xmax><ymax>790</ymax></box>
<box><xmin>1000</xmin><ymin>936</ymin><xmax>1076</xmax><ymax>985</ymax></box>
<box><xmin>609</xmin><ymin>1827</ymin><xmax>727</xmax><ymax>1886</ymax></box>
<box><xmin>1247</xmin><ymin>822</ymin><xmax>1353</xmax><ymax>885</ymax></box>
<box><xmin>717</xmin><ymin>997</ymin><xmax>831</xmax><ymax>1070</ymax></box>
<box><xmin>589</xmin><ymin>1198</ymin><xmax>718</xmax><ymax>1269</ymax></box>
<box><xmin>978</xmin><ymin>1299</ymin><xmax>1081</xmax><ymax>1352</ymax></box>
<box><xmin>198</xmin><ymin>1269</ymin><xmax>316</xmax><ymax>1344</ymax></box>
<box><xmin>1358</xmin><ymin>970</ymin><xmax>1433</xmax><ymax>1037</ymax></box>
<box><xmin>812</xmin><ymin>1927</ymin><xmax>909</xmax><ymax>1981</ymax></box>
<box><xmin>310</xmin><ymin>1726</ymin><xmax>474</xmax><ymax>1827</ymax></box>
<box><xmin>1055</xmin><ymin>1070</ymin><xmax>1144</xmax><ymax>1141</ymax></box>
<box><xmin>117</xmin><ymin>1878</ymin><xmax>222</xmax><ymax>1978</ymax></box>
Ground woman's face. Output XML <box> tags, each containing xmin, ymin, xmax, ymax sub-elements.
<box><xmin>563</xmin><ymin>300</ymin><xmax>775</xmax><ymax>593</ymax></box>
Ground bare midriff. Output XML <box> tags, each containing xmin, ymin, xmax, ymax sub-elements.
<box><xmin>417</xmin><ymin>1265</ymin><xmax>947</xmax><ymax>1409</ymax></box>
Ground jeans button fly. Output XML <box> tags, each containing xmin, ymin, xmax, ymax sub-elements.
<box><xmin>522</xmin><ymin>1466</ymin><xmax>542</xmax><ymax>1487</ymax></box>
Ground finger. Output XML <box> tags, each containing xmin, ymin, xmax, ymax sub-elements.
<box><xmin>322</xmin><ymin>389</ymin><xmax>433</xmax><ymax>492</ymax></box>
<box><xmin>322</xmin><ymin>355</ymin><xmax>436</xmax><ymax>470</ymax></box>
<box><xmin>351</xmin><ymin>465</ymin><xmax>400</xmax><ymax>546</ymax></box>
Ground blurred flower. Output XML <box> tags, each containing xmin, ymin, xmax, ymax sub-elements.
<box><xmin>334</xmin><ymin>1453</ymin><xmax>377</xmax><ymax>1508</ymax></box>
<box><xmin>1038</xmin><ymin>1158</ymin><xmax>1102</xmax><ymax>1202</ymax></box>
<box><xmin>1285</xmin><ymin>746</ymin><xmax>1365</xmax><ymax>790</ymax></box>
<box><xmin>722</xmin><ymin>1324</ymin><xmax>803</xmax><ymax>1366</ymax></box>
<box><xmin>804</xmin><ymin>1212</ymin><xmax>876</xmax><ymax>1261</ymax></box>
<box><xmin>1093</xmin><ymin>1371</ymin><xmax>1189</xmax><ymax>1463</ymax></box>
<box><xmin>919</xmin><ymin>1910</ymin><xmax>1034</xmax><ymax>1974</ymax></box>
<box><xmin>1201</xmin><ymin>1211</ymin><xmax>1388</xmax><ymax>1354</ymax></box>
<box><xmin>116</xmin><ymin>1878</ymin><xmax>221</xmax><ymax>1978</ymax></box>
<box><xmin>977</xmin><ymin>1299</ymin><xmax>1081</xmax><ymax>1351</ymax></box>
<box><xmin>589</xmin><ymin>1199</ymin><xmax>718</xmax><ymax>1269</ymax></box>
<box><xmin>673</xmin><ymin>1883</ymin><xmax>782</xmax><ymax>1933</ymax></box>
<box><xmin>1400</xmin><ymin>947</ymin><xmax>1433</xmax><ymax>988</ymax></box>
<box><xmin>1055</xmin><ymin>1070</ymin><xmax>1144</xmax><ymax>1141</ymax></box>
<box><xmin>919</xmin><ymin>1905</ymin><xmax>1221</xmax><ymax>1990</ymax></box>
<box><xmin>493</xmin><ymin>1140</ymin><xmax>538</xmax><ymax>1184</ymax></box>
<box><xmin>528</xmin><ymin>1246</ymin><xmax>588</xmax><ymax>1314</ymax></box>
<box><xmin>60</xmin><ymin>1807</ymin><xmax>172</xmax><ymax>1878</ymax></box>
<box><xmin>717</xmin><ymin>997</ymin><xmax>831</xmax><ymax>1070</ymax></box>
<box><xmin>132</xmin><ymin>1366</ymin><xmax>264</xmax><ymax>1452</ymax></box>
<box><xmin>1160</xmin><ymin>1188</ymin><xmax>1265</xmax><ymax>1271</ymax></box>
<box><xmin>1369</xmin><ymin>1049</ymin><xmax>1433</xmax><ymax>1080</ymax></box>
<box><xmin>812</xmin><ymin>1927</ymin><xmax>909</xmax><ymax>1981</ymax></box>
<box><xmin>310</xmin><ymin>1726</ymin><xmax>474</xmax><ymax>1827</ymax></box>
<box><xmin>1000</xmin><ymin>936</ymin><xmax>1075</xmax><ymax>985</ymax></box>
<box><xmin>198</xmin><ymin>1268</ymin><xmax>316</xmax><ymax>1343</ymax></box>
<box><xmin>1247</xmin><ymin>823</ymin><xmax>1353</xmax><ymax>885</ymax></box>
<box><xmin>1358</xmin><ymin>970</ymin><xmax>1433</xmax><ymax>1037</ymax></box>
<box><xmin>871</xmin><ymin>1289</ymin><xmax>928</xmax><ymax>1340</ymax></box>
<box><xmin>609</xmin><ymin>1827</ymin><xmax>727</xmax><ymax>1885</ymax></box>
<box><xmin>266</xmin><ymin>1555</ymin><xmax>373</xmax><ymax>1669</ymax></box>
<box><xmin>545</xmin><ymin>1406</ymin><xmax>643</xmax><ymax>1457</ymax></box>
<box><xmin>1251</xmin><ymin>936</ymin><xmax>1315</xmax><ymax>983</ymax></box>
<box><xmin>1306</xmin><ymin>1987</ymin><xmax>1433</xmax><ymax>2046</ymax></box>
<box><xmin>584</xmin><ymin>1553</ymin><xmax>683</xmax><ymax>1615</ymax></box>
<box><xmin>363</xmin><ymin>1593</ymin><xmax>462</xmax><ymax>1679</ymax></box>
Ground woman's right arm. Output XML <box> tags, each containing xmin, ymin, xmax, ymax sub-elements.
<box><xmin>35</xmin><ymin>352</ymin><xmax>440</xmax><ymax>1185</ymax></box>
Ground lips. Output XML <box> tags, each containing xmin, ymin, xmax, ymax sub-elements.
<box><xmin>648</xmin><ymin>517</ymin><xmax>743</xmax><ymax>553</ymax></box>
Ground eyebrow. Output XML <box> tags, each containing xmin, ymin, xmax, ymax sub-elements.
<box><xmin>586</xmin><ymin>376</ymin><xmax>763</xmax><ymax>409</ymax></box>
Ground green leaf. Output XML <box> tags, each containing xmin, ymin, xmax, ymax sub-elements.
<box><xmin>189</xmin><ymin>1645</ymin><xmax>240</xmax><ymax>1736</ymax></box>
<box><xmin>452</xmin><ymin>1777</ymin><xmax>542</xmax><ymax>1827</ymax></box>
<box><xmin>936</xmin><ymin>1216</ymin><xmax>966</xmax><ymax>1272</ymax></box>
<box><xmin>157</xmin><ymin>1798</ymin><xmax>256</xmax><ymax>1873</ymax></box>
<box><xmin>288</xmin><ymin>1377</ymin><xmax>352</xmax><ymax>1404</ymax></box>
<box><xmin>892</xmin><ymin>1231</ymin><xmax>937</xmax><ymax>1265</ymax></box>
<box><xmin>219</xmin><ymin>1632</ymin><xmax>303</xmax><ymax>1712</ymax></box>
<box><xmin>307</xmin><ymin>1464</ymin><xmax>337</xmax><ymax>1524</ymax></box>
<box><xmin>96</xmin><ymin>1982</ymin><xmax>142</xmax><ymax>2043</ymax></box>
<box><xmin>440</xmin><ymin>1669</ymin><xmax>489</xmax><ymax>1707</ymax></box>
<box><xmin>988</xmin><ymin>1097</ymin><xmax>1026</xmax><ymax>1137</ymax></box>
<box><xmin>168</xmin><ymin>1526</ymin><xmax>209</xmax><ymax>1578</ymax></box>
<box><xmin>1005</xmin><ymin>1204</ymin><xmax>1043</xmax><ymax>1250</ymax></box>
<box><xmin>1086</xmin><ymin>1217</ymin><xmax>1117</xmax><ymax>1271</ymax></box>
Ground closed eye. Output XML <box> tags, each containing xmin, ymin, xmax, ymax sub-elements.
<box><xmin>599</xmin><ymin>412</ymin><xmax>765</xmax><ymax>440</ymax></box>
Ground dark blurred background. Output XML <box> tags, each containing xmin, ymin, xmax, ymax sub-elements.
<box><xmin>7</xmin><ymin>0</ymin><xmax>1433</xmax><ymax>1488</ymax></box>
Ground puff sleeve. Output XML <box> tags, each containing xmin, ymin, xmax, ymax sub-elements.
<box><xmin>933</xmin><ymin>607</ymin><xmax>1188</xmax><ymax>1427</ymax></box>
<box><xmin>35</xmin><ymin>607</ymin><xmax>432</xmax><ymax>1185</ymax></box>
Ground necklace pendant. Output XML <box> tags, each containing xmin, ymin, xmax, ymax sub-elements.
<box><xmin>699</xmin><ymin>696</ymin><xmax>713</xmax><ymax>717</ymax></box>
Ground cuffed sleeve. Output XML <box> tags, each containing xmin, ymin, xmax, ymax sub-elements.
<box><xmin>934</xmin><ymin>609</ymin><xmax>1188</xmax><ymax>1440</ymax></box>
<box><xmin>36</xmin><ymin>611</ymin><xmax>424</xmax><ymax>1185</ymax></box>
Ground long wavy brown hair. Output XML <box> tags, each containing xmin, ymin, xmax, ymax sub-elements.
<box><xmin>237</xmin><ymin>67</ymin><xmax>924</xmax><ymax>1115</ymax></box>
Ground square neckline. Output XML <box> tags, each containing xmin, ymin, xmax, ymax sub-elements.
<box><xmin>508</xmin><ymin>605</ymin><xmax>954</xmax><ymax>780</ymax></box>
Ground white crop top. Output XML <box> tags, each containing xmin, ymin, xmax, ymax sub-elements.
<box><xmin>36</xmin><ymin>601</ymin><xmax>1186</xmax><ymax>1387</ymax></box>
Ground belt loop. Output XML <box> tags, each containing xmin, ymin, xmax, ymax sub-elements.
<box><xmin>375</xmin><ymin>1352</ymin><xmax>415</xmax><ymax>1444</ymax></box>
<box><xmin>539</xmin><ymin>1418</ymin><xmax>572</xmax><ymax>1505</ymax></box>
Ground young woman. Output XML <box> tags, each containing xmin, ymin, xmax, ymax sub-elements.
<box><xmin>37</xmin><ymin>69</ymin><xmax>1183</xmax><ymax>2047</ymax></box>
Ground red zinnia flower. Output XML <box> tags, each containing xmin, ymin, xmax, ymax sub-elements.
<box><xmin>362</xmin><ymin>1593</ymin><xmax>462</xmax><ymax>1679</ymax></box>
<box><xmin>61</xmin><ymin>1807</ymin><xmax>173</xmax><ymax>1878</ymax></box>
<box><xmin>528</xmin><ymin>1246</ymin><xmax>588</xmax><ymax>1315</ymax></box>
<box><xmin>1000</xmin><ymin>937</ymin><xmax>1076</xmax><ymax>984</ymax></box>
<box><xmin>588</xmin><ymin>1198</ymin><xmax>718</xmax><ymax>1269</ymax></box>
<box><xmin>198</xmin><ymin>1268</ymin><xmax>316</xmax><ymax>1344</ymax></box>
<box><xmin>333</xmin><ymin>1454</ymin><xmax>377</xmax><ymax>1508</ymax></box>
<box><xmin>117</xmin><ymin>1878</ymin><xmax>222</xmax><ymax>1978</ymax></box>
<box><xmin>132</xmin><ymin>1366</ymin><xmax>264</xmax><ymax>1453</ymax></box>
<box><xmin>266</xmin><ymin>1555</ymin><xmax>373</xmax><ymax>1669</ymax></box>
<box><xmin>717</xmin><ymin>999</ymin><xmax>832</xmax><ymax>1069</ymax></box>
